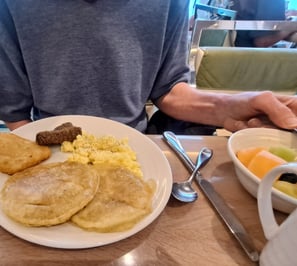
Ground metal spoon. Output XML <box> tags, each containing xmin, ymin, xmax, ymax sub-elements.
<box><xmin>171</xmin><ymin>147</ymin><xmax>213</xmax><ymax>202</ymax></box>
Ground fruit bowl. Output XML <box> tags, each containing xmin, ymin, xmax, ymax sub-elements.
<box><xmin>227</xmin><ymin>128</ymin><xmax>297</xmax><ymax>214</ymax></box>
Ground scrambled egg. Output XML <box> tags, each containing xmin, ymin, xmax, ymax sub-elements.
<box><xmin>61</xmin><ymin>132</ymin><xmax>143</xmax><ymax>178</ymax></box>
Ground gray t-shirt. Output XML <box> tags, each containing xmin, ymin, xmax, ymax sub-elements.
<box><xmin>0</xmin><ymin>0</ymin><xmax>190</xmax><ymax>132</ymax></box>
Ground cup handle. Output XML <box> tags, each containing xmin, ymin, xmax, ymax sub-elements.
<box><xmin>257</xmin><ymin>163</ymin><xmax>297</xmax><ymax>240</ymax></box>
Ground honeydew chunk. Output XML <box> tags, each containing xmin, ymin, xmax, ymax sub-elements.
<box><xmin>273</xmin><ymin>181</ymin><xmax>297</xmax><ymax>199</ymax></box>
<box><xmin>269</xmin><ymin>145</ymin><xmax>297</xmax><ymax>162</ymax></box>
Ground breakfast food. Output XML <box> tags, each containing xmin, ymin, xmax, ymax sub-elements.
<box><xmin>0</xmin><ymin>133</ymin><xmax>51</xmax><ymax>175</ymax></box>
<box><xmin>0</xmin><ymin>162</ymin><xmax>100</xmax><ymax>226</ymax></box>
<box><xmin>274</xmin><ymin>180</ymin><xmax>297</xmax><ymax>199</ymax></box>
<box><xmin>0</xmin><ymin>129</ymin><xmax>156</xmax><ymax>232</ymax></box>
<box><xmin>268</xmin><ymin>146</ymin><xmax>297</xmax><ymax>162</ymax></box>
<box><xmin>236</xmin><ymin>145</ymin><xmax>297</xmax><ymax>199</ymax></box>
<box><xmin>236</xmin><ymin>147</ymin><xmax>266</xmax><ymax>167</ymax></box>
<box><xmin>36</xmin><ymin>122</ymin><xmax>82</xmax><ymax>145</ymax></box>
<box><xmin>61</xmin><ymin>132</ymin><xmax>143</xmax><ymax>178</ymax></box>
<box><xmin>61</xmin><ymin>132</ymin><xmax>155</xmax><ymax>232</ymax></box>
<box><xmin>247</xmin><ymin>150</ymin><xmax>286</xmax><ymax>179</ymax></box>
<box><xmin>236</xmin><ymin>145</ymin><xmax>296</xmax><ymax>179</ymax></box>
<box><xmin>71</xmin><ymin>166</ymin><xmax>155</xmax><ymax>232</ymax></box>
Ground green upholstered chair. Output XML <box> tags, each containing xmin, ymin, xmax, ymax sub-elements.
<box><xmin>189</xmin><ymin>20</ymin><xmax>297</xmax><ymax>90</ymax></box>
<box><xmin>195</xmin><ymin>47</ymin><xmax>297</xmax><ymax>92</ymax></box>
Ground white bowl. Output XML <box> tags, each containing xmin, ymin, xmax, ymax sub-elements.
<box><xmin>227</xmin><ymin>128</ymin><xmax>297</xmax><ymax>214</ymax></box>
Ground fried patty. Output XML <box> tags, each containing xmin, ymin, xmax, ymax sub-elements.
<box><xmin>0</xmin><ymin>133</ymin><xmax>51</xmax><ymax>175</ymax></box>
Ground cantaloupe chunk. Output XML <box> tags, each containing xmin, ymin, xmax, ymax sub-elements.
<box><xmin>247</xmin><ymin>150</ymin><xmax>286</xmax><ymax>179</ymax></box>
<box><xmin>236</xmin><ymin>147</ymin><xmax>266</xmax><ymax>167</ymax></box>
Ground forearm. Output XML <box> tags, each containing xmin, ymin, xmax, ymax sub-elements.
<box><xmin>253</xmin><ymin>31</ymin><xmax>292</xmax><ymax>47</ymax></box>
<box><xmin>5</xmin><ymin>120</ymin><xmax>31</xmax><ymax>131</ymax></box>
<box><xmin>155</xmin><ymin>82</ymin><xmax>231</xmax><ymax>128</ymax></box>
<box><xmin>156</xmin><ymin>83</ymin><xmax>297</xmax><ymax>132</ymax></box>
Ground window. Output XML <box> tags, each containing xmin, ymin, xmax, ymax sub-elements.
<box><xmin>288</xmin><ymin>0</ymin><xmax>297</xmax><ymax>9</ymax></box>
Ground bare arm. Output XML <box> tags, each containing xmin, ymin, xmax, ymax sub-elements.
<box><xmin>155</xmin><ymin>82</ymin><xmax>229</xmax><ymax>127</ymax></box>
<box><xmin>5</xmin><ymin>120</ymin><xmax>31</xmax><ymax>131</ymax></box>
<box><xmin>156</xmin><ymin>82</ymin><xmax>297</xmax><ymax>132</ymax></box>
<box><xmin>253</xmin><ymin>31</ymin><xmax>294</xmax><ymax>47</ymax></box>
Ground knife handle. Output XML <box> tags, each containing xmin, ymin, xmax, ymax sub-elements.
<box><xmin>163</xmin><ymin>131</ymin><xmax>195</xmax><ymax>170</ymax></box>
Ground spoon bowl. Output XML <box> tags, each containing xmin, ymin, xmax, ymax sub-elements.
<box><xmin>171</xmin><ymin>147</ymin><xmax>213</xmax><ymax>202</ymax></box>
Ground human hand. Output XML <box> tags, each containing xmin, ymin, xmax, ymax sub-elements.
<box><xmin>222</xmin><ymin>91</ymin><xmax>297</xmax><ymax>132</ymax></box>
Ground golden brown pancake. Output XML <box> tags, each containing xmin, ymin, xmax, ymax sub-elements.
<box><xmin>0</xmin><ymin>162</ymin><xmax>100</xmax><ymax>226</ymax></box>
<box><xmin>97</xmin><ymin>166</ymin><xmax>155</xmax><ymax>209</ymax></box>
<box><xmin>71</xmin><ymin>166</ymin><xmax>155</xmax><ymax>232</ymax></box>
<box><xmin>0</xmin><ymin>133</ymin><xmax>51</xmax><ymax>175</ymax></box>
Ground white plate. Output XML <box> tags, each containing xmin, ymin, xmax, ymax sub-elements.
<box><xmin>0</xmin><ymin>115</ymin><xmax>172</xmax><ymax>249</ymax></box>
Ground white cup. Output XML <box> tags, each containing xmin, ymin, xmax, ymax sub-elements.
<box><xmin>257</xmin><ymin>163</ymin><xmax>297</xmax><ymax>266</ymax></box>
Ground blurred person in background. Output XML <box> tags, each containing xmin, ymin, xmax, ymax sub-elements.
<box><xmin>231</xmin><ymin>0</ymin><xmax>292</xmax><ymax>47</ymax></box>
<box><xmin>204</xmin><ymin>0</ymin><xmax>292</xmax><ymax>47</ymax></box>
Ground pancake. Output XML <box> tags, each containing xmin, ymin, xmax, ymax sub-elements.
<box><xmin>71</xmin><ymin>166</ymin><xmax>155</xmax><ymax>232</ymax></box>
<box><xmin>71</xmin><ymin>192</ymin><xmax>149</xmax><ymax>232</ymax></box>
<box><xmin>0</xmin><ymin>133</ymin><xmax>51</xmax><ymax>175</ymax></box>
<box><xmin>0</xmin><ymin>162</ymin><xmax>100</xmax><ymax>226</ymax></box>
<box><xmin>97</xmin><ymin>166</ymin><xmax>155</xmax><ymax>209</ymax></box>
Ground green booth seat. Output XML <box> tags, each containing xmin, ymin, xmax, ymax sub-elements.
<box><xmin>195</xmin><ymin>47</ymin><xmax>297</xmax><ymax>93</ymax></box>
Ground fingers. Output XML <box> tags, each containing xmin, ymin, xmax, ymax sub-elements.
<box><xmin>247</xmin><ymin>117</ymin><xmax>266</xmax><ymax>128</ymax></box>
<box><xmin>225</xmin><ymin>117</ymin><xmax>277</xmax><ymax>132</ymax></box>
<box><xmin>253</xmin><ymin>92</ymin><xmax>297</xmax><ymax>129</ymax></box>
<box><xmin>224</xmin><ymin>92</ymin><xmax>297</xmax><ymax>132</ymax></box>
<box><xmin>247</xmin><ymin>117</ymin><xmax>279</xmax><ymax>129</ymax></box>
<box><xmin>223</xmin><ymin>118</ymin><xmax>248</xmax><ymax>132</ymax></box>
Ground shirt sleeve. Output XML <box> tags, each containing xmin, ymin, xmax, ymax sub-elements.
<box><xmin>149</xmin><ymin>0</ymin><xmax>190</xmax><ymax>102</ymax></box>
<box><xmin>0</xmin><ymin>0</ymin><xmax>33</xmax><ymax>122</ymax></box>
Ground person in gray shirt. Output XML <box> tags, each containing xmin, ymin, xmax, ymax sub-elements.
<box><xmin>1</xmin><ymin>0</ymin><xmax>297</xmax><ymax>133</ymax></box>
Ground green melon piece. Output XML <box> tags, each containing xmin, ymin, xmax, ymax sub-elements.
<box><xmin>273</xmin><ymin>181</ymin><xmax>297</xmax><ymax>199</ymax></box>
<box><xmin>269</xmin><ymin>145</ymin><xmax>297</xmax><ymax>162</ymax></box>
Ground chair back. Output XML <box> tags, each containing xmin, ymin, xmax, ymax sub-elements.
<box><xmin>195</xmin><ymin>46</ymin><xmax>297</xmax><ymax>92</ymax></box>
<box><xmin>189</xmin><ymin>20</ymin><xmax>297</xmax><ymax>91</ymax></box>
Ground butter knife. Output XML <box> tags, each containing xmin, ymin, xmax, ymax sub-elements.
<box><xmin>162</xmin><ymin>131</ymin><xmax>259</xmax><ymax>262</ymax></box>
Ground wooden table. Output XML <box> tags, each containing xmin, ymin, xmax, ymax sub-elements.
<box><xmin>0</xmin><ymin>135</ymin><xmax>288</xmax><ymax>266</ymax></box>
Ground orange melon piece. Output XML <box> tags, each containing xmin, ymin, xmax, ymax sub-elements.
<box><xmin>247</xmin><ymin>150</ymin><xmax>286</xmax><ymax>179</ymax></box>
<box><xmin>236</xmin><ymin>147</ymin><xmax>266</xmax><ymax>167</ymax></box>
